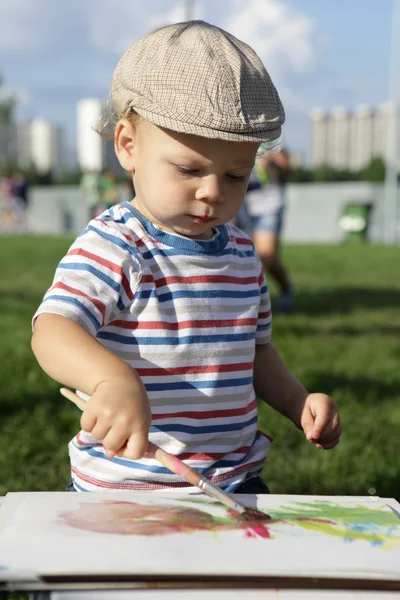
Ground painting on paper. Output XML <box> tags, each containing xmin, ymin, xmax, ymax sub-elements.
<box><xmin>0</xmin><ymin>492</ymin><xmax>399</xmax><ymax>582</ymax></box>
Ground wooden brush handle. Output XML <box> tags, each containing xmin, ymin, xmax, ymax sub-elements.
<box><xmin>60</xmin><ymin>387</ymin><xmax>87</xmax><ymax>410</ymax></box>
<box><xmin>59</xmin><ymin>387</ymin><xmax>250</xmax><ymax>515</ymax></box>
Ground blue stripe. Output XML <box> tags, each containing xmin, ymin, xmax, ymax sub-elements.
<box><xmin>256</xmin><ymin>323</ymin><xmax>272</xmax><ymax>331</ymax></box>
<box><xmin>74</xmin><ymin>446</ymin><xmax>166</xmax><ymax>471</ymax></box>
<box><xmin>134</xmin><ymin>289</ymin><xmax>260</xmax><ymax>301</ymax></box>
<box><xmin>58</xmin><ymin>263</ymin><xmax>120</xmax><ymax>293</ymax></box>
<box><xmin>120</xmin><ymin>203</ymin><xmax>230</xmax><ymax>256</ymax></box>
<box><xmin>79</xmin><ymin>224</ymin><xmax>141</xmax><ymax>260</ymax></box>
<box><xmin>117</xmin><ymin>298</ymin><xmax>126</xmax><ymax>311</ymax></box>
<box><xmin>72</xmin><ymin>479</ymin><xmax>87</xmax><ymax>491</ymax></box>
<box><xmin>145</xmin><ymin>377</ymin><xmax>252</xmax><ymax>391</ymax></box>
<box><xmin>141</xmin><ymin>247</ymin><xmax>255</xmax><ymax>260</ymax></box>
<box><xmin>97</xmin><ymin>331</ymin><xmax>256</xmax><ymax>345</ymax></box>
<box><xmin>148</xmin><ymin>414</ymin><xmax>258</xmax><ymax>434</ymax></box>
<box><xmin>44</xmin><ymin>295</ymin><xmax>100</xmax><ymax>330</ymax></box>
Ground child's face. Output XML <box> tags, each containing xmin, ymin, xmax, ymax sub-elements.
<box><xmin>126</xmin><ymin>120</ymin><xmax>258</xmax><ymax>239</ymax></box>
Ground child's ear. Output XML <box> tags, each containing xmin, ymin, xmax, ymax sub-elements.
<box><xmin>114</xmin><ymin>119</ymin><xmax>136</xmax><ymax>171</ymax></box>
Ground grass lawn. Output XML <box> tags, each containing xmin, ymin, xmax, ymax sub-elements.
<box><xmin>0</xmin><ymin>237</ymin><xmax>399</xmax><ymax>500</ymax></box>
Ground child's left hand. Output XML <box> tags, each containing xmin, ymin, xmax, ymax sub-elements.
<box><xmin>300</xmin><ymin>393</ymin><xmax>342</xmax><ymax>449</ymax></box>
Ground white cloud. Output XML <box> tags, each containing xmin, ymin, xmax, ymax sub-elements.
<box><xmin>222</xmin><ymin>0</ymin><xmax>317</xmax><ymax>77</ymax></box>
<box><xmin>85</xmin><ymin>1</ymin><xmax>186</xmax><ymax>58</ymax></box>
<box><xmin>219</xmin><ymin>0</ymin><xmax>320</xmax><ymax>150</ymax></box>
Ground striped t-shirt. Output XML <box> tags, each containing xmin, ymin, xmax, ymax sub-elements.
<box><xmin>33</xmin><ymin>202</ymin><xmax>272</xmax><ymax>492</ymax></box>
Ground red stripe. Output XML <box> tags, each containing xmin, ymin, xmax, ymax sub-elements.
<box><xmin>153</xmin><ymin>274</ymin><xmax>258</xmax><ymax>287</ymax></box>
<box><xmin>68</xmin><ymin>248</ymin><xmax>122</xmax><ymax>275</ymax></box>
<box><xmin>232</xmin><ymin>236</ymin><xmax>253</xmax><ymax>246</ymax></box>
<box><xmin>176</xmin><ymin>446</ymin><xmax>251</xmax><ymax>461</ymax></box>
<box><xmin>108</xmin><ymin>318</ymin><xmax>257</xmax><ymax>330</ymax></box>
<box><xmin>136</xmin><ymin>361</ymin><xmax>253</xmax><ymax>376</ymax></box>
<box><xmin>259</xmin><ymin>430</ymin><xmax>274</xmax><ymax>443</ymax></box>
<box><xmin>121</xmin><ymin>274</ymin><xmax>134</xmax><ymax>300</ymax></box>
<box><xmin>50</xmin><ymin>282</ymin><xmax>106</xmax><ymax>323</ymax></box>
<box><xmin>258</xmin><ymin>310</ymin><xmax>271</xmax><ymax>319</ymax></box>
<box><xmin>96</xmin><ymin>217</ymin><xmax>137</xmax><ymax>245</ymax></box>
<box><xmin>152</xmin><ymin>399</ymin><xmax>257</xmax><ymax>421</ymax></box>
<box><xmin>75</xmin><ymin>432</ymin><xmax>88</xmax><ymax>446</ymax></box>
<box><xmin>71</xmin><ymin>466</ymin><xmax>190</xmax><ymax>489</ymax></box>
<box><xmin>68</xmin><ymin>248</ymin><xmax>135</xmax><ymax>301</ymax></box>
<box><xmin>258</xmin><ymin>270</ymin><xmax>265</xmax><ymax>286</ymax></box>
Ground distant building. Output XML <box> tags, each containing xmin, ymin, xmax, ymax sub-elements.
<box><xmin>310</xmin><ymin>108</ymin><xmax>327</xmax><ymax>167</ymax></box>
<box><xmin>77</xmin><ymin>98</ymin><xmax>104</xmax><ymax>172</ymax></box>
<box><xmin>372</xmin><ymin>102</ymin><xmax>397</xmax><ymax>160</ymax></box>
<box><xmin>30</xmin><ymin>119</ymin><xmax>64</xmax><ymax>176</ymax></box>
<box><xmin>77</xmin><ymin>98</ymin><xmax>123</xmax><ymax>175</ymax></box>
<box><xmin>11</xmin><ymin>118</ymin><xmax>65</xmax><ymax>176</ymax></box>
<box><xmin>310</xmin><ymin>103</ymin><xmax>400</xmax><ymax>170</ymax></box>
<box><xmin>326</xmin><ymin>106</ymin><xmax>350</xmax><ymax>170</ymax></box>
<box><xmin>348</xmin><ymin>105</ymin><xmax>373</xmax><ymax>171</ymax></box>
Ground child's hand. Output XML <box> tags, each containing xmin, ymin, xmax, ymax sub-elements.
<box><xmin>300</xmin><ymin>393</ymin><xmax>341</xmax><ymax>449</ymax></box>
<box><xmin>80</xmin><ymin>377</ymin><xmax>152</xmax><ymax>460</ymax></box>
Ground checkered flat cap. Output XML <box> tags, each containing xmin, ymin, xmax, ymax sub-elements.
<box><xmin>111</xmin><ymin>20</ymin><xmax>285</xmax><ymax>142</ymax></box>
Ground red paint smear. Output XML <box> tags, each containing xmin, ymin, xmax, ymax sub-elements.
<box><xmin>59</xmin><ymin>500</ymin><xmax>274</xmax><ymax>538</ymax></box>
<box><xmin>245</xmin><ymin>523</ymin><xmax>271</xmax><ymax>539</ymax></box>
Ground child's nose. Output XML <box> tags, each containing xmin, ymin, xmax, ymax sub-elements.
<box><xmin>196</xmin><ymin>176</ymin><xmax>224</xmax><ymax>204</ymax></box>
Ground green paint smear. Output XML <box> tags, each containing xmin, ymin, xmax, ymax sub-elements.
<box><xmin>177</xmin><ymin>499</ymin><xmax>400</xmax><ymax>546</ymax></box>
<box><xmin>269</xmin><ymin>501</ymin><xmax>400</xmax><ymax>546</ymax></box>
<box><xmin>271</xmin><ymin>501</ymin><xmax>399</xmax><ymax>526</ymax></box>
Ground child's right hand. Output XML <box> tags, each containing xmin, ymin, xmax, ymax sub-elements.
<box><xmin>80</xmin><ymin>377</ymin><xmax>152</xmax><ymax>460</ymax></box>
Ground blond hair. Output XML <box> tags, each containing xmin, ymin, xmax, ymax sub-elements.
<box><xmin>95</xmin><ymin>100</ymin><xmax>142</xmax><ymax>140</ymax></box>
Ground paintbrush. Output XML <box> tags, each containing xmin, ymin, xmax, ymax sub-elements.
<box><xmin>60</xmin><ymin>387</ymin><xmax>271</xmax><ymax>521</ymax></box>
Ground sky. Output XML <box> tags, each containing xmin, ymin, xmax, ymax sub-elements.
<box><xmin>0</xmin><ymin>0</ymin><xmax>394</xmax><ymax>162</ymax></box>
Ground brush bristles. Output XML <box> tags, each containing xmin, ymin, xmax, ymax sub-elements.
<box><xmin>240</xmin><ymin>508</ymin><xmax>271</xmax><ymax>521</ymax></box>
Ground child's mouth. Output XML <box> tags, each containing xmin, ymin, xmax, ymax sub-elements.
<box><xmin>190</xmin><ymin>215</ymin><xmax>215</xmax><ymax>224</ymax></box>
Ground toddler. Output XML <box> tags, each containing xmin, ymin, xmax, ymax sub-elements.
<box><xmin>32</xmin><ymin>21</ymin><xmax>341</xmax><ymax>493</ymax></box>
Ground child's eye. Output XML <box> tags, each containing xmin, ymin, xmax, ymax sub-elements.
<box><xmin>226</xmin><ymin>173</ymin><xmax>246</xmax><ymax>182</ymax></box>
<box><xmin>175</xmin><ymin>166</ymin><xmax>199</xmax><ymax>177</ymax></box>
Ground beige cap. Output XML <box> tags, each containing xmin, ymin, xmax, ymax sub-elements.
<box><xmin>110</xmin><ymin>20</ymin><xmax>285</xmax><ymax>143</ymax></box>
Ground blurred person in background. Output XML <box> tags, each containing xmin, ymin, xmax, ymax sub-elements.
<box><xmin>231</xmin><ymin>168</ymin><xmax>263</xmax><ymax>235</ymax></box>
<box><xmin>80</xmin><ymin>169</ymin><xmax>103</xmax><ymax>219</ymax></box>
<box><xmin>0</xmin><ymin>172</ymin><xmax>13</xmax><ymax>231</ymax></box>
<box><xmin>9</xmin><ymin>171</ymin><xmax>30</xmax><ymax>232</ymax></box>
<box><xmin>0</xmin><ymin>171</ymin><xmax>29</xmax><ymax>233</ymax></box>
<box><xmin>246</xmin><ymin>147</ymin><xmax>294</xmax><ymax>313</ymax></box>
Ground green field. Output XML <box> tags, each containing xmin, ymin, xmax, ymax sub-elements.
<box><xmin>0</xmin><ymin>237</ymin><xmax>399</xmax><ymax>500</ymax></box>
